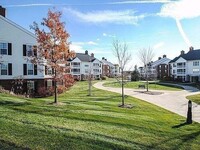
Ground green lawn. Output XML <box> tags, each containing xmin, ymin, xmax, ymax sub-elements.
<box><xmin>103</xmin><ymin>81</ymin><xmax>183</xmax><ymax>91</ymax></box>
<box><xmin>0</xmin><ymin>81</ymin><xmax>199</xmax><ymax>150</ymax></box>
<box><xmin>186</xmin><ymin>94</ymin><xmax>200</xmax><ymax>105</ymax></box>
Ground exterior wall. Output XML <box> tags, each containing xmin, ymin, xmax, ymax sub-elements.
<box><xmin>70</xmin><ymin>57</ymin><xmax>102</xmax><ymax>80</ymax></box>
<box><xmin>0</xmin><ymin>16</ymin><xmax>46</xmax><ymax>80</ymax></box>
<box><xmin>170</xmin><ymin>57</ymin><xmax>200</xmax><ymax>82</ymax></box>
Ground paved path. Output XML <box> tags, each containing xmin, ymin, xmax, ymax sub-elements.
<box><xmin>93</xmin><ymin>82</ymin><xmax>200</xmax><ymax>123</ymax></box>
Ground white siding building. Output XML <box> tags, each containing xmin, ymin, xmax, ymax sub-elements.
<box><xmin>170</xmin><ymin>47</ymin><xmax>200</xmax><ymax>82</ymax></box>
<box><xmin>69</xmin><ymin>50</ymin><xmax>102</xmax><ymax>80</ymax></box>
<box><xmin>0</xmin><ymin>6</ymin><xmax>51</xmax><ymax>96</ymax></box>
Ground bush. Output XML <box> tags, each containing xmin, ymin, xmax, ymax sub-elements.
<box><xmin>101</xmin><ymin>76</ymin><xmax>107</xmax><ymax>80</ymax></box>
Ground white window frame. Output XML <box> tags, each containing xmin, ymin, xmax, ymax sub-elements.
<box><xmin>0</xmin><ymin>43</ymin><xmax>8</xmax><ymax>55</ymax></box>
<box><xmin>1</xmin><ymin>63</ymin><xmax>8</xmax><ymax>75</ymax></box>
<box><xmin>27</xmin><ymin>81</ymin><xmax>34</xmax><ymax>90</ymax></box>
<box><xmin>27</xmin><ymin>64</ymin><xmax>34</xmax><ymax>75</ymax></box>
<box><xmin>26</xmin><ymin>45</ymin><xmax>33</xmax><ymax>57</ymax></box>
<box><xmin>47</xmin><ymin>80</ymin><xmax>52</xmax><ymax>87</ymax></box>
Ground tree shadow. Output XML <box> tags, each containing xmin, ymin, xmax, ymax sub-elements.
<box><xmin>172</xmin><ymin>122</ymin><xmax>191</xmax><ymax>128</ymax></box>
<box><xmin>0</xmin><ymin>100</ymin><xmax>30</xmax><ymax>106</ymax></box>
<box><xmin>0</xmin><ymin>139</ymin><xmax>30</xmax><ymax>150</ymax></box>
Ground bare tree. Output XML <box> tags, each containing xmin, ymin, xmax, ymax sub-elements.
<box><xmin>113</xmin><ymin>39</ymin><xmax>131</xmax><ymax>107</ymax></box>
<box><xmin>138</xmin><ymin>47</ymin><xmax>154</xmax><ymax>91</ymax></box>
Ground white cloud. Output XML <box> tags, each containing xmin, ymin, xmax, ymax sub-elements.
<box><xmin>70</xmin><ymin>43</ymin><xmax>85</xmax><ymax>53</ymax></box>
<box><xmin>159</xmin><ymin>0</ymin><xmax>200</xmax><ymax>20</ymax></box>
<box><xmin>88</xmin><ymin>41</ymin><xmax>98</xmax><ymax>45</ymax></box>
<box><xmin>109</xmin><ymin>0</ymin><xmax>171</xmax><ymax>4</ymax></box>
<box><xmin>64</xmin><ymin>8</ymin><xmax>145</xmax><ymax>25</ymax></box>
<box><xmin>102</xmin><ymin>33</ymin><xmax>116</xmax><ymax>38</ymax></box>
<box><xmin>153</xmin><ymin>42</ymin><xmax>164</xmax><ymax>49</ymax></box>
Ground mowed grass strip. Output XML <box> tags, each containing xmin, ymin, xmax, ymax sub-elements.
<box><xmin>103</xmin><ymin>81</ymin><xmax>183</xmax><ymax>91</ymax></box>
<box><xmin>0</xmin><ymin>81</ymin><xmax>199</xmax><ymax>150</ymax></box>
<box><xmin>186</xmin><ymin>94</ymin><xmax>200</xmax><ymax>105</ymax></box>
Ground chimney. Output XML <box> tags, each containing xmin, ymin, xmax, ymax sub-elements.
<box><xmin>91</xmin><ymin>53</ymin><xmax>94</xmax><ymax>57</ymax></box>
<box><xmin>181</xmin><ymin>50</ymin><xmax>185</xmax><ymax>55</ymax></box>
<box><xmin>85</xmin><ymin>50</ymin><xmax>88</xmax><ymax>55</ymax></box>
<box><xmin>0</xmin><ymin>6</ymin><xmax>6</xmax><ymax>17</ymax></box>
<box><xmin>189</xmin><ymin>46</ymin><xmax>194</xmax><ymax>51</ymax></box>
<box><xmin>102</xmin><ymin>57</ymin><xmax>105</xmax><ymax>60</ymax></box>
<box><xmin>163</xmin><ymin>54</ymin><xmax>166</xmax><ymax>58</ymax></box>
<box><xmin>158</xmin><ymin>57</ymin><xmax>161</xmax><ymax>60</ymax></box>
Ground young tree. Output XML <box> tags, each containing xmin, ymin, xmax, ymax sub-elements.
<box><xmin>31</xmin><ymin>10</ymin><xmax>75</xmax><ymax>103</ymax></box>
<box><xmin>131</xmin><ymin>65</ymin><xmax>140</xmax><ymax>81</ymax></box>
<box><xmin>113</xmin><ymin>39</ymin><xmax>131</xmax><ymax>107</ymax></box>
<box><xmin>138</xmin><ymin>47</ymin><xmax>154</xmax><ymax>91</ymax></box>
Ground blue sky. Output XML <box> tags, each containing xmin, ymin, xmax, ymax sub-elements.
<box><xmin>1</xmin><ymin>0</ymin><xmax>200</xmax><ymax>68</ymax></box>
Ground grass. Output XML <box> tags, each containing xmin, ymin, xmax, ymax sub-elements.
<box><xmin>103</xmin><ymin>81</ymin><xmax>183</xmax><ymax>91</ymax></box>
<box><xmin>0</xmin><ymin>81</ymin><xmax>199</xmax><ymax>150</ymax></box>
<box><xmin>186</xmin><ymin>94</ymin><xmax>200</xmax><ymax>105</ymax></box>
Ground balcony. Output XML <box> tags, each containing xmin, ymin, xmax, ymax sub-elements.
<box><xmin>71</xmin><ymin>71</ymin><xmax>80</xmax><ymax>75</ymax></box>
<box><xmin>177</xmin><ymin>65</ymin><xmax>186</xmax><ymax>68</ymax></box>
<box><xmin>177</xmin><ymin>72</ymin><xmax>186</xmax><ymax>75</ymax></box>
<box><xmin>71</xmin><ymin>65</ymin><xmax>80</xmax><ymax>68</ymax></box>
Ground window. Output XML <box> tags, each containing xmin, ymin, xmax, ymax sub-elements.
<box><xmin>27</xmin><ymin>64</ymin><xmax>34</xmax><ymax>75</ymax></box>
<box><xmin>85</xmin><ymin>65</ymin><xmax>89</xmax><ymax>67</ymax></box>
<box><xmin>47</xmin><ymin>80</ymin><xmax>52</xmax><ymax>87</ymax></box>
<box><xmin>193</xmin><ymin>61</ymin><xmax>199</xmax><ymax>66</ymax></box>
<box><xmin>173</xmin><ymin>70</ymin><xmax>175</xmax><ymax>73</ymax></box>
<box><xmin>1</xmin><ymin>64</ymin><xmax>7</xmax><ymax>75</ymax></box>
<box><xmin>173</xmin><ymin>63</ymin><xmax>176</xmax><ymax>67</ymax></box>
<box><xmin>27</xmin><ymin>45</ymin><xmax>33</xmax><ymax>56</ymax></box>
<box><xmin>0</xmin><ymin>43</ymin><xmax>7</xmax><ymax>55</ymax></box>
<box><xmin>193</xmin><ymin>69</ymin><xmax>199</xmax><ymax>73</ymax></box>
<box><xmin>47</xmin><ymin>68</ymin><xmax>52</xmax><ymax>75</ymax></box>
<box><xmin>85</xmin><ymin>69</ymin><xmax>89</xmax><ymax>73</ymax></box>
<box><xmin>27</xmin><ymin>81</ymin><xmax>34</xmax><ymax>90</ymax></box>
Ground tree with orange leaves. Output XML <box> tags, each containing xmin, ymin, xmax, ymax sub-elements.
<box><xmin>31</xmin><ymin>10</ymin><xmax>75</xmax><ymax>103</ymax></box>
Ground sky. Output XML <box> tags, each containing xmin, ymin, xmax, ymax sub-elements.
<box><xmin>1</xmin><ymin>0</ymin><xmax>200</xmax><ymax>69</ymax></box>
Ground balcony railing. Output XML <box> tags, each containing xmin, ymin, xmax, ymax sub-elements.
<box><xmin>177</xmin><ymin>65</ymin><xmax>186</xmax><ymax>68</ymax></box>
<box><xmin>177</xmin><ymin>72</ymin><xmax>186</xmax><ymax>74</ymax></box>
<box><xmin>71</xmin><ymin>71</ymin><xmax>80</xmax><ymax>74</ymax></box>
<box><xmin>71</xmin><ymin>65</ymin><xmax>80</xmax><ymax>68</ymax></box>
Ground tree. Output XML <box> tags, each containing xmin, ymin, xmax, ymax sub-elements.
<box><xmin>31</xmin><ymin>10</ymin><xmax>75</xmax><ymax>103</ymax></box>
<box><xmin>138</xmin><ymin>47</ymin><xmax>154</xmax><ymax>91</ymax></box>
<box><xmin>131</xmin><ymin>65</ymin><xmax>140</xmax><ymax>81</ymax></box>
<box><xmin>113</xmin><ymin>39</ymin><xmax>131</xmax><ymax>107</ymax></box>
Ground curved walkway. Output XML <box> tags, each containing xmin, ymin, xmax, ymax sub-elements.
<box><xmin>93</xmin><ymin>82</ymin><xmax>200</xmax><ymax>123</ymax></box>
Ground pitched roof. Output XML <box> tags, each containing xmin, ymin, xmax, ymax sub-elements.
<box><xmin>151</xmin><ymin>57</ymin><xmax>171</xmax><ymax>67</ymax></box>
<box><xmin>170</xmin><ymin>49</ymin><xmax>200</xmax><ymax>63</ymax></box>
<box><xmin>101</xmin><ymin>59</ymin><xmax>114</xmax><ymax>66</ymax></box>
<box><xmin>70</xmin><ymin>53</ymin><xmax>101</xmax><ymax>62</ymax></box>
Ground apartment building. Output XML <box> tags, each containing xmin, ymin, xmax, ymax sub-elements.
<box><xmin>169</xmin><ymin>47</ymin><xmax>200</xmax><ymax>82</ymax></box>
<box><xmin>139</xmin><ymin>55</ymin><xmax>171</xmax><ymax>80</ymax></box>
<box><xmin>0</xmin><ymin>6</ymin><xmax>52</xmax><ymax>96</ymax></box>
<box><xmin>69</xmin><ymin>50</ymin><xmax>102</xmax><ymax>80</ymax></box>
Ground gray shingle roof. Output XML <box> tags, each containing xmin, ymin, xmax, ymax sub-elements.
<box><xmin>170</xmin><ymin>49</ymin><xmax>200</xmax><ymax>63</ymax></box>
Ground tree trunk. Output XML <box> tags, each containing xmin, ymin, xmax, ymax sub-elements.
<box><xmin>54</xmin><ymin>69</ymin><xmax>57</xmax><ymax>103</ymax></box>
<box><xmin>121</xmin><ymin>70</ymin><xmax>125</xmax><ymax>106</ymax></box>
<box><xmin>88</xmin><ymin>75</ymin><xmax>92</xmax><ymax>96</ymax></box>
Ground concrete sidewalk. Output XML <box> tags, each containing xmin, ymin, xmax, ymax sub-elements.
<box><xmin>93</xmin><ymin>82</ymin><xmax>200</xmax><ymax>123</ymax></box>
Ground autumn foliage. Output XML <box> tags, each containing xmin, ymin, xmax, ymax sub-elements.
<box><xmin>31</xmin><ymin>10</ymin><xmax>75</xmax><ymax>103</ymax></box>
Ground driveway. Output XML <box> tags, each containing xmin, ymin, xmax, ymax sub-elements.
<box><xmin>93</xmin><ymin>82</ymin><xmax>200</xmax><ymax>123</ymax></box>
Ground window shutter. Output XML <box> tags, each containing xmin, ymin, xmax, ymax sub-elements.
<box><xmin>52</xmin><ymin>80</ymin><xmax>55</xmax><ymax>87</ymax></box>
<box><xmin>23</xmin><ymin>64</ymin><xmax>27</xmax><ymax>75</ymax></box>
<box><xmin>33</xmin><ymin>45</ymin><xmax>37</xmax><ymax>56</ymax></box>
<box><xmin>23</xmin><ymin>44</ymin><xmax>26</xmax><ymax>56</ymax></box>
<box><xmin>45</xmin><ymin>66</ymin><xmax>47</xmax><ymax>75</ymax></box>
<box><xmin>52</xmin><ymin>68</ymin><xmax>55</xmax><ymax>75</ymax></box>
<box><xmin>8</xmin><ymin>63</ymin><xmax>12</xmax><ymax>75</ymax></box>
<box><xmin>8</xmin><ymin>43</ymin><xmax>12</xmax><ymax>55</ymax></box>
<box><xmin>34</xmin><ymin>65</ymin><xmax>37</xmax><ymax>75</ymax></box>
<box><xmin>45</xmin><ymin>80</ymin><xmax>47</xmax><ymax>89</ymax></box>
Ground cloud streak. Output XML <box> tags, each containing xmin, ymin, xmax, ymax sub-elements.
<box><xmin>64</xmin><ymin>8</ymin><xmax>145</xmax><ymax>25</ymax></box>
<box><xmin>109</xmin><ymin>0</ymin><xmax>172</xmax><ymax>4</ymax></box>
<box><xmin>159</xmin><ymin>0</ymin><xmax>199</xmax><ymax>46</ymax></box>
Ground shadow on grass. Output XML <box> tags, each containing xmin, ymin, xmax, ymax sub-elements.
<box><xmin>172</xmin><ymin>122</ymin><xmax>191</xmax><ymax>128</ymax></box>
<box><xmin>0</xmin><ymin>100</ymin><xmax>30</xmax><ymax>106</ymax></box>
<box><xmin>0</xmin><ymin>139</ymin><xmax>31</xmax><ymax>150</ymax></box>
